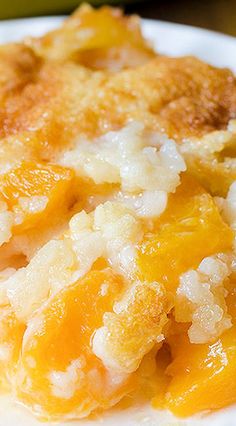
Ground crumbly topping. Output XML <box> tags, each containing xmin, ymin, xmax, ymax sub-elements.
<box><xmin>176</xmin><ymin>253</ymin><xmax>234</xmax><ymax>343</ymax></box>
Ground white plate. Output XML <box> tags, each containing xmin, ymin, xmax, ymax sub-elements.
<box><xmin>0</xmin><ymin>16</ymin><xmax>236</xmax><ymax>426</ymax></box>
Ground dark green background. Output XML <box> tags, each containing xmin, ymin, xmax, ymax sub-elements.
<box><xmin>0</xmin><ymin>0</ymin><xmax>137</xmax><ymax>19</ymax></box>
<box><xmin>0</xmin><ymin>0</ymin><xmax>236</xmax><ymax>37</ymax></box>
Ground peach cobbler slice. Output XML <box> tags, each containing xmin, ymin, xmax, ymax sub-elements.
<box><xmin>0</xmin><ymin>121</ymin><xmax>232</xmax><ymax>420</ymax></box>
<box><xmin>0</xmin><ymin>3</ymin><xmax>236</xmax><ymax>423</ymax></box>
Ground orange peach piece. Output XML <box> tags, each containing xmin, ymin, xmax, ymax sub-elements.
<box><xmin>0</xmin><ymin>161</ymin><xmax>75</xmax><ymax>233</ymax></box>
<box><xmin>29</xmin><ymin>4</ymin><xmax>155</xmax><ymax>63</ymax></box>
<box><xmin>136</xmin><ymin>175</ymin><xmax>233</xmax><ymax>292</ymax></box>
<box><xmin>165</xmin><ymin>289</ymin><xmax>236</xmax><ymax>417</ymax></box>
<box><xmin>0</xmin><ymin>306</ymin><xmax>25</xmax><ymax>390</ymax></box>
<box><xmin>15</xmin><ymin>269</ymin><xmax>135</xmax><ymax>420</ymax></box>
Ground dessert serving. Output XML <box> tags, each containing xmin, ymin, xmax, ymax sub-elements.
<box><xmin>0</xmin><ymin>4</ymin><xmax>236</xmax><ymax>422</ymax></box>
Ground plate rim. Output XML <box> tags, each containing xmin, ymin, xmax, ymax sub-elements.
<box><xmin>143</xmin><ymin>17</ymin><xmax>236</xmax><ymax>43</ymax></box>
<box><xmin>0</xmin><ymin>14</ymin><xmax>235</xmax><ymax>43</ymax></box>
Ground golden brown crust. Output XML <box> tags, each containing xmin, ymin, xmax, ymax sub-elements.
<box><xmin>107</xmin><ymin>56</ymin><xmax>236</xmax><ymax>139</ymax></box>
<box><xmin>1</xmin><ymin>53</ymin><xmax>236</xmax><ymax>144</ymax></box>
<box><xmin>0</xmin><ymin>44</ymin><xmax>41</xmax><ymax>98</ymax></box>
<box><xmin>0</xmin><ymin>8</ymin><xmax>236</xmax><ymax>194</ymax></box>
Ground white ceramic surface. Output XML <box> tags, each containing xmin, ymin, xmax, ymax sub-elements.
<box><xmin>0</xmin><ymin>16</ymin><xmax>236</xmax><ymax>426</ymax></box>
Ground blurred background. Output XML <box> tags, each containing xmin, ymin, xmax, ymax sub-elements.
<box><xmin>0</xmin><ymin>0</ymin><xmax>236</xmax><ymax>36</ymax></box>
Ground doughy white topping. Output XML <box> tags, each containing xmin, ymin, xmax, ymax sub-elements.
<box><xmin>70</xmin><ymin>201</ymin><xmax>143</xmax><ymax>277</ymax></box>
<box><xmin>92</xmin><ymin>280</ymin><xmax>167</xmax><ymax>374</ymax></box>
<box><xmin>60</xmin><ymin>122</ymin><xmax>186</xmax><ymax>191</ymax></box>
<box><xmin>0</xmin><ymin>202</ymin><xmax>14</xmax><ymax>247</ymax></box>
<box><xmin>60</xmin><ymin>121</ymin><xmax>186</xmax><ymax>218</ymax></box>
<box><xmin>0</xmin><ymin>344</ymin><xmax>12</xmax><ymax>361</ymax></box>
<box><xmin>18</xmin><ymin>196</ymin><xmax>48</xmax><ymax>214</ymax></box>
<box><xmin>6</xmin><ymin>240</ymin><xmax>76</xmax><ymax>322</ymax></box>
<box><xmin>49</xmin><ymin>357</ymin><xmax>86</xmax><ymax>400</ymax></box>
<box><xmin>0</xmin><ymin>267</ymin><xmax>16</xmax><ymax>306</ymax></box>
<box><xmin>116</xmin><ymin>190</ymin><xmax>168</xmax><ymax>218</ymax></box>
<box><xmin>216</xmin><ymin>181</ymin><xmax>236</xmax><ymax>250</ymax></box>
<box><xmin>176</xmin><ymin>253</ymin><xmax>234</xmax><ymax>343</ymax></box>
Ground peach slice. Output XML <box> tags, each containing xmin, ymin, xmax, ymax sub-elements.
<box><xmin>0</xmin><ymin>161</ymin><xmax>75</xmax><ymax>233</ymax></box>
<box><xmin>164</xmin><ymin>282</ymin><xmax>236</xmax><ymax>417</ymax></box>
<box><xmin>15</xmin><ymin>269</ymin><xmax>134</xmax><ymax>420</ymax></box>
<box><xmin>137</xmin><ymin>175</ymin><xmax>233</xmax><ymax>292</ymax></box>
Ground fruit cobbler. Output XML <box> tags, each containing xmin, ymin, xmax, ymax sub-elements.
<box><xmin>0</xmin><ymin>4</ymin><xmax>236</xmax><ymax>421</ymax></box>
